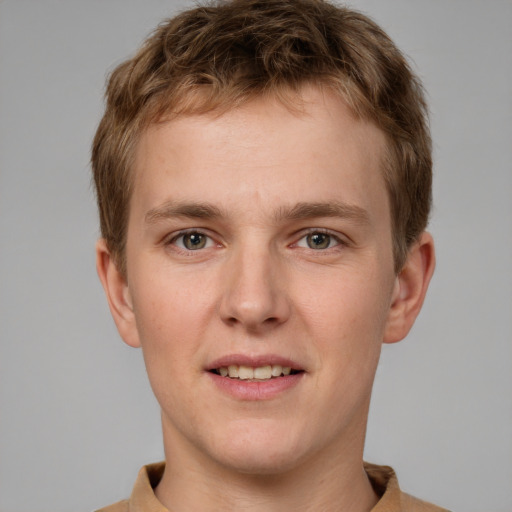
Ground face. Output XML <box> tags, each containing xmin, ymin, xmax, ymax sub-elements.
<box><xmin>102</xmin><ymin>87</ymin><xmax>410</xmax><ymax>476</ymax></box>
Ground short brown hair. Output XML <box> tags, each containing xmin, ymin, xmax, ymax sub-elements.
<box><xmin>92</xmin><ymin>0</ymin><xmax>431</xmax><ymax>276</ymax></box>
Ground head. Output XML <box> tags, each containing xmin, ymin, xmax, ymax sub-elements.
<box><xmin>92</xmin><ymin>0</ymin><xmax>435</xmax><ymax>480</ymax></box>
<box><xmin>92</xmin><ymin>0</ymin><xmax>432</xmax><ymax>278</ymax></box>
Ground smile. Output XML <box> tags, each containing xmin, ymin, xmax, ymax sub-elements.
<box><xmin>211</xmin><ymin>364</ymin><xmax>301</xmax><ymax>380</ymax></box>
<box><xmin>206</xmin><ymin>356</ymin><xmax>305</xmax><ymax>399</ymax></box>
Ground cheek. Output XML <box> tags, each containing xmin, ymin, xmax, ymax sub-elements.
<box><xmin>300</xmin><ymin>266</ymin><xmax>393</xmax><ymax>367</ymax></box>
<box><xmin>129</xmin><ymin>273</ymin><xmax>211</xmax><ymax>386</ymax></box>
<box><xmin>131</xmin><ymin>266</ymin><xmax>213</xmax><ymax>338</ymax></box>
<box><xmin>132</xmin><ymin>285</ymin><xmax>205</xmax><ymax>419</ymax></box>
<box><xmin>307</xmin><ymin>261</ymin><xmax>392</xmax><ymax>323</ymax></box>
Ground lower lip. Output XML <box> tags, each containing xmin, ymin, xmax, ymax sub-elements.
<box><xmin>207</xmin><ymin>372</ymin><xmax>304</xmax><ymax>400</ymax></box>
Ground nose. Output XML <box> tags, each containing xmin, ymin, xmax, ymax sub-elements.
<box><xmin>219</xmin><ymin>242</ymin><xmax>291</xmax><ymax>332</ymax></box>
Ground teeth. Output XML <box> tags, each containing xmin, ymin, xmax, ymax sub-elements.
<box><xmin>238</xmin><ymin>365</ymin><xmax>254</xmax><ymax>380</ymax></box>
<box><xmin>216</xmin><ymin>364</ymin><xmax>296</xmax><ymax>380</ymax></box>
<box><xmin>271</xmin><ymin>365</ymin><xmax>282</xmax><ymax>377</ymax></box>
<box><xmin>253</xmin><ymin>365</ymin><xmax>272</xmax><ymax>379</ymax></box>
<box><xmin>228</xmin><ymin>365</ymin><xmax>239</xmax><ymax>378</ymax></box>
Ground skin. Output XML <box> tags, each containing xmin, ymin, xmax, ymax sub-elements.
<box><xmin>97</xmin><ymin>86</ymin><xmax>435</xmax><ymax>512</ymax></box>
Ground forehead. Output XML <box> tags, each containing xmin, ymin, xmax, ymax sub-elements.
<box><xmin>131</xmin><ymin>86</ymin><xmax>389</xmax><ymax>221</ymax></box>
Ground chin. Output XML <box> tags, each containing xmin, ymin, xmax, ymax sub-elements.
<box><xmin>207</xmin><ymin>421</ymin><xmax>309</xmax><ymax>476</ymax></box>
<box><xmin>217</xmin><ymin>447</ymin><xmax>304</xmax><ymax>476</ymax></box>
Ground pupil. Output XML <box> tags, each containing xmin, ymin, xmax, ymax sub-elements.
<box><xmin>185</xmin><ymin>233</ymin><xmax>205</xmax><ymax>250</ymax></box>
<box><xmin>308</xmin><ymin>233</ymin><xmax>330</xmax><ymax>249</ymax></box>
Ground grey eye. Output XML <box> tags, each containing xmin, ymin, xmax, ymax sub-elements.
<box><xmin>175</xmin><ymin>232</ymin><xmax>211</xmax><ymax>250</ymax></box>
<box><xmin>296</xmin><ymin>231</ymin><xmax>341</xmax><ymax>250</ymax></box>
<box><xmin>306</xmin><ymin>232</ymin><xmax>331</xmax><ymax>250</ymax></box>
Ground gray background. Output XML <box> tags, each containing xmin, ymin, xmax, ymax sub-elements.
<box><xmin>1</xmin><ymin>1</ymin><xmax>511</xmax><ymax>511</ymax></box>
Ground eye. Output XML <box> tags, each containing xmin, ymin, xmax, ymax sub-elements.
<box><xmin>296</xmin><ymin>231</ymin><xmax>341</xmax><ymax>250</ymax></box>
<box><xmin>172</xmin><ymin>231</ymin><xmax>215</xmax><ymax>251</ymax></box>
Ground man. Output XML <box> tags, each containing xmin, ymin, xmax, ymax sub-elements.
<box><xmin>92</xmin><ymin>0</ymin><xmax>444</xmax><ymax>510</ymax></box>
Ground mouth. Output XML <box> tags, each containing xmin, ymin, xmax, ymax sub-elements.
<box><xmin>206</xmin><ymin>356</ymin><xmax>305</xmax><ymax>399</ymax></box>
<box><xmin>209</xmin><ymin>364</ymin><xmax>303</xmax><ymax>381</ymax></box>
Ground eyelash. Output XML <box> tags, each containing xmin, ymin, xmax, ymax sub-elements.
<box><xmin>166</xmin><ymin>229</ymin><xmax>218</xmax><ymax>252</ymax></box>
<box><xmin>164</xmin><ymin>228</ymin><xmax>347</xmax><ymax>254</ymax></box>
<box><xmin>294</xmin><ymin>229</ymin><xmax>346</xmax><ymax>251</ymax></box>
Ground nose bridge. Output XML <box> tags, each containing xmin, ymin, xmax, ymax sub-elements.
<box><xmin>219</xmin><ymin>235</ymin><xmax>289</xmax><ymax>330</ymax></box>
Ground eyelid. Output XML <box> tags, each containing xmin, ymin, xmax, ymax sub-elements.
<box><xmin>165</xmin><ymin>228</ymin><xmax>219</xmax><ymax>251</ymax></box>
<box><xmin>163</xmin><ymin>227</ymin><xmax>348</xmax><ymax>251</ymax></box>
<box><xmin>292</xmin><ymin>228</ymin><xmax>347</xmax><ymax>249</ymax></box>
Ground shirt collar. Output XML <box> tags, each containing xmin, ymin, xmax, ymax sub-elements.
<box><xmin>126</xmin><ymin>461</ymin><xmax>430</xmax><ymax>512</ymax></box>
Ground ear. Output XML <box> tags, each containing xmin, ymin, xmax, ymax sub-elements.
<box><xmin>383</xmin><ymin>232</ymin><xmax>436</xmax><ymax>344</ymax></box>
<box><xmin>95</xmin><ymin>238</ymin><xmax>141</xmax><ymax>348</ymax></box>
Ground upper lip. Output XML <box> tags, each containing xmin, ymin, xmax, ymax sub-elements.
<box><xmin>206</xmin><ymin>354</ymin><xmax>304</xmax><ymax>371</ymax></box>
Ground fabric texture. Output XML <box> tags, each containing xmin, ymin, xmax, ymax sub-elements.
<box><xmin>96</xmin><ymin>461</ymin><xmax>449</xmax><ymax>512</ymax></box>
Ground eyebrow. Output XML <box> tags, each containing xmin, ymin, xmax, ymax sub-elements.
<box><xmin>145</xmin><ymin>201</ymin><xmax>224</xmax><ymax>225</ymax></box>
<box><xmin>274</xmin><ymin>201</ymin><xmax>370</xmax><ymax>225</ymax></box>
<box><xmin>144</xmin><ymin>200</ymin><xmax>370</xmax><ymax>226</ymax></box>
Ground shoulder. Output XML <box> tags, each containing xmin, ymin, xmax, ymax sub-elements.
<box><xmin>364</xmin><ymin>462</ymin><xmax>450</xmax><ymax>512</ymax></box>
<box><xmin>93</xmin><ymin>462</ymin><xmax>165</xmax><ymax>512</ymax></box>
<box><xmin>94</xmin><ymin>499</ymin><xmax>129</xmax><ymax>512</ymax></box>
<box><xmin>401</xmin><ymin>492</ymin><xmax>450</xmax><ymax>512</ymax></box>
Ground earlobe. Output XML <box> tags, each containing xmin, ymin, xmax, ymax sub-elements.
<box><xmin>383</xmin><ymin>232</ymin><xmax>436</xmax><ymax>344</ymax></box>
<box><xmin>95</xmin><ymin>239</ymin><xmax>141</xmax><ymax>348</ymax></box>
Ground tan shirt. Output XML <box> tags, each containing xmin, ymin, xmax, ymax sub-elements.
<box><xmin>96</xmin><ymin>462</ymin><xmax>449</xmax><ymax>512</ymax></box>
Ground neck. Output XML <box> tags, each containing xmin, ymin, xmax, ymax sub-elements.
<box><xmin>155</xmin><ymin>418</ymin><xmax>378</xmax><ymax>512</ymax></box>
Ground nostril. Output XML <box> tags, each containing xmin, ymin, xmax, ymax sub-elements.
<box><xmin>219</xmin><ymin>279</ymin><xmax>291</xmax><ymax>329</ymax></box>
<box><xmin>224</xmin><ymin>315</ymin><xmax>281</xmax><ymax>330</ymax></box>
